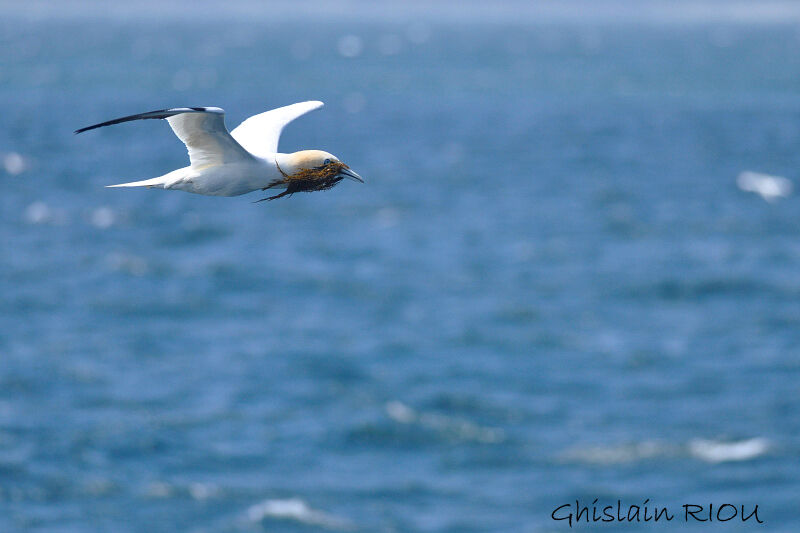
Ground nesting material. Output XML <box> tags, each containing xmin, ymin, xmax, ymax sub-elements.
<box><xmin>258</xmin><ymin>161</ymin><xmax>349</xmax><ymax>201</ymax></box>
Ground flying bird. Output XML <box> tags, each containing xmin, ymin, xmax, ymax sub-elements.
<box><xmin>75</xmin><ymin>101</ymin><xmax>363</xmax><ymax>201</ymax></box>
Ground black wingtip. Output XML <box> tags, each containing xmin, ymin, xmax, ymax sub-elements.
<box><xmin>73</xmin><ymin>107</ymin><xmax>221</xmax><ymax>136</ymax></box>
<box><xmin>74</xmin><ymin>122</ymin><xmax>111</xmax><ymax>134</ymax></box>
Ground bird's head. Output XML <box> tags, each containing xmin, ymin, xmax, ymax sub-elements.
<box><xmin>260</xmin><ymin>149</ymin><xmax>364</xmax><ymax>201</ymax></box>
<box><xmin>283</xmin><ymin>150</ymin><xmax>363</xmax><ymax>183</ymax></box>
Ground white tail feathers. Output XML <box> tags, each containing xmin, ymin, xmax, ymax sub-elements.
<box><xmin>106</xmin><ymin>176</ymin><xmax>167</xmax><ymax>188</ymax></box>
<box><xmin>106</xmin><ymin>168</ymin><xmax>188</xmax><ymax>189</ymax></box>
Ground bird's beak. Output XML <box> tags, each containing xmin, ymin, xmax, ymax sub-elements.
<box><xmin>338</xmin><ymin>167</ymin><xmax>364</xmax><ymax>183</ymax></box>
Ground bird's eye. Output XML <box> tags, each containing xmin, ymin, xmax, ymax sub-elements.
<box><xmin>323</xmin><ymin>158</ymin><xmax>331</xmax><ymax>165</ymax></box>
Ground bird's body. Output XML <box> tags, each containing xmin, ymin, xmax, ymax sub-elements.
<box><xmin>75</xmin><ymin>101</ymin><xmax>363</xmax><ymax>200</ymax></box>
<box><xmin>109</xmin><ymin>152</ymin><xmax>322</xmax><ymax>197</ymax></box>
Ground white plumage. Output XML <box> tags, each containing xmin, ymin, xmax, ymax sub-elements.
<box><xmin>75</xmin><ymin>101</ymin><xmax>363</xmax><ymax>199</ymax></box>
<box><xmin>230</xmin><ymin>101</ymin><xmax>324</xmax><ymax>158</ymax></box>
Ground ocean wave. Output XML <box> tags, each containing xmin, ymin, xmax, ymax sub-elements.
<box><xmin>246</xmin><ymin>498</ymin><xmax>353</xmax><ymax>530</ymax></box>
<box><xmin>385</xmin><ymin>401</ymin><xmax>505</xmax><ymax>444</ymax></box>
<box><xmin>559</xmin><ymin>440</ymin><xmax>673</xmax><ymax>465</ymax></box>
<box><xmin>561</xmin><ymin>437</ymin><xmax>770</xmax><ymax>465</ymax></box>
<box><xmin>688</xmin><ymin>437</ymin><xmax>770</xmax><ymax>463</ymax></box>
<box><xmin>614</xmin><ymin>277</ymin><xmax>797</xmax><ymax>301</ymax></box>
<box><xmin>143</xmin><ymin>481</ymin><xmax>220</xmax><ymax>500</ymax></box>
<box><xmin>737</xmin><ymin>170</ymin><xmax>792</xmax><ymax>202</ymax></box>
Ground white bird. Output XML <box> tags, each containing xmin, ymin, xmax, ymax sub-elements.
<box><xmin>75</xmin><ymin>101</ymin><xmax>363</xmax><ymax>201</ymax></box>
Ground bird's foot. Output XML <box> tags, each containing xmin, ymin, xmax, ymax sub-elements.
<box><xmin>255</xmin><ymin>189</ymin><xmax>293</xmax><ymax>202</ymax></box>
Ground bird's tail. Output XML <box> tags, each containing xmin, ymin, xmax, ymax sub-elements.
<box><xmin>106</xmin><ymin>168</ymin><xmax>186</xmax><ymax>189</ymax></box>
<box><xmin>106</xmin><ymin>176</ymin><xmax>167</xmax><ymax>189</ymax></box>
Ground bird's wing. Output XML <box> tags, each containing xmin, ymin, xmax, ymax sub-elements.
<box><xmin>75</xmin><ymin>107</ymin><xmax>254</xmax><ymax>168</ymax></box>
<box><xmin>230</xmin><ymin>101</ymin><xmax>324</xmax><ymax>158</ymax></box>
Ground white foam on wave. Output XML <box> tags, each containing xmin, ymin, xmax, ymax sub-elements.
<box><xmin>24</xmin><ymin>201</ymin><xmax>51</xmax><ymax>224</ymax></box>
<box><xmin>737</xmin><ymin>170</ymin><xmax>792</xmax><ymax>202</ymax></box>
<box><xmin>559</xmin><ymin>440</ymin><xmax>673</xmax><ymax>465</ymax></box>
<box><xmin>560</xmin><ymin>437</ymin><xmax>770</xmax><ymax>465</ymax></box>
<box><xmin>246</xmin><ymin>498</ymin><xmax>353</xmax><ymax>530</ymax></box>
<box><xmin>3</xmin><ymin>152</ymin><xmax>25</xmax><ymax>175</ymax></box>
<box><xmin>106</xmin><ymin>253</ymin><xmax>149</xmax><ymax>276</ymax></box>
<box><xmin>143</xmin><ymin>480</ymin><xmax>220</xmax><ymax>500</ymax></box>
<box><xmin>144</xmin><ymin>481</ymin><xmax>173</xmax><ymax>499</ymax></box>
<box><xmin>188</xmin><ymin>482</ymin><xmax>219</xmax><ymax>500</ymax></box>
<box><xmin>385</xmin><ymin>401</ymin><xmax>505</xmax><ymax>444</ymax></box>
<box><xmin>688</xmin><ymin>437</ymin><xmax>770</xmax><ymax>463</ymax></box>
<box><xmin>23</xmin><ymin>201</ymin><xmax>70</xmax><ymax>226</ymax></box>
<box><xmin>337</xmin><ymin>35</ymin><xmax>363</xmax><ymax>58</ymax></box>
<box><xmin>90</xmin><ymin>206</ymin><xmax>116</xmax><ymax>229</ymax></box>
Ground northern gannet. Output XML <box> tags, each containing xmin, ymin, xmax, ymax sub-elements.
<box><xmin>75</xmin><ymin>101</ymin><xmax>363</xmax><ymax>201</ymax></box>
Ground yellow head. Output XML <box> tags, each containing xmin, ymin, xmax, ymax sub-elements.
<box><xmin>283</xmin><ymin>150</ymin><xmax>363</xmax><ymax>182</ymax></box>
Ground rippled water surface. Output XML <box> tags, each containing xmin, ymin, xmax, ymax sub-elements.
<box><xmin>1</xmin><ymin>4</ymin><xmax>800</xmax><ymax>532</ymax></box>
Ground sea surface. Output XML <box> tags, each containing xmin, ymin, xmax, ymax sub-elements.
<box><xmin>1</xmin><ymin>2</ymin><xmax>800</xmax><ymax>532</ymax></box>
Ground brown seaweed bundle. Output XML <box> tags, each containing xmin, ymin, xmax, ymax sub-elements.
<box><xmin>258</xmin><ymin>161</ymin><xmax>351</xmax><ymax>202</ymax></box>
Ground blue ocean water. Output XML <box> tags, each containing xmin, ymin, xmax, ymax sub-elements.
<box><xmin>1</xmin><ymin>3</ymin><xmax>800</xmax><ymax>532</ymax></box>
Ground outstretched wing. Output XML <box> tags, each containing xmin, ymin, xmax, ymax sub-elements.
<box><xmin>75</xmin><ymin>107</ymin><xmax>254</xmax><ymax>168</ymax></box>
<box><xmin>230</xmin><ymin>101</ymin><xmax>324</xmax><ymax>158</ymax></box>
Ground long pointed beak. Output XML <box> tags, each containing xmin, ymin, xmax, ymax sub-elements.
<box><xmin>339</xmin><ymin>167</ymin><xmax>364</xmax><ymax>183</ymax></box>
